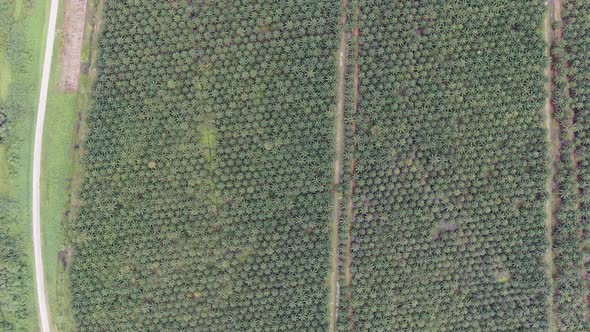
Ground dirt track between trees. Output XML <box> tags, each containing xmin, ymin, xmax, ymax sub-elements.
<box><xmin>328</xmin><ymin>0</ymin><xmax>349</xmax><ymax>331</ymax></box>
<box><xmin>543</xmin><ymin>1</ymin><xmax>560</xmax><ymax>329</ymax></box>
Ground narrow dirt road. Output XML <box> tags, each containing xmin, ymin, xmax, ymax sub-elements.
<box><xmin>33</xmin><ymin>0</ymin><xmax>60</xmax><ymax>331</ymax></box>
<box><xmin>328</xmin><ymin>1</ymin><xmax>349</xmax><ymax>331</ymax></box>
<box><xmin>543</xmin><ymin>1</ymin><xmax>560</xmax><ymax>329</ymax></box>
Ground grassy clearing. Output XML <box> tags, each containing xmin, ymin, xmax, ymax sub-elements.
<box><xmin>0</xmin><ymin>51</ymin><xmax>12</xmax><ymax>101</ymax></box>
<box><xmin>14</xmin><ymin>0</ymin><xmax>25</xmax><ymax>21</ymax></box>
<box><xmin>41</xmin><ymin>72</ymin><xmax>78</xmax><ymax>331</ymax></box>
<box><xmin>41</xmin><ymin>88</ymin><xmax>77</xmax><ymax>332</ymax></box>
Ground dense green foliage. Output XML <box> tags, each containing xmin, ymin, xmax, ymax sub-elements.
<box><xmin>69</xmin><ymin>0</ymin><xmax>590</xmax><ymax>330</ymax></box>
<box><xmin>0</xmin><ymin>0</ymin><xmax>13</xmax><ymax>141</ymax></box>
<box><xmin>552</xmin><ymin>0</ymin><xmax>590</xmax><ymax>329</ymax></box>
<box><xmin>344</xmin><ymin>1</ymin><xmax>548</xmax><ymax>330</ymax></box>
<box><xmin>0</xmin><ymin>198</ymin><xmax>31</xmax><ymax>330</ymax></box>
<box><xmin>71</xmin><ymin>1</ymin><xmax>339</xmax><ymax>330</ymax></box>
<box><xmin>0</xmin><ymin>0</ymin><xmax>39</xmax><ymax>330</ymax></box>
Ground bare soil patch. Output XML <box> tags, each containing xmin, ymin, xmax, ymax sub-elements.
<box><xmin>58</xmin><ymin>246</ymin><xmax>73</xmax><ymax>269</ymax></box>
<box><xmin>58</xmin><ymin>0</ymin><xmax>87</xmax><ymax>92</ymax></box>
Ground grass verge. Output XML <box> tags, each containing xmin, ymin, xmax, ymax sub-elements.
<box><xmin>40</xmin><ymin>0</ymin><xmax>101</xmax><ymax>330</ymax></box>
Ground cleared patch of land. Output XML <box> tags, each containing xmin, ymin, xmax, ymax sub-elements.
<box><xmin>58</xmin><ymin>0</ymin><xmax>87</xmax><ymax>92</ymax></box>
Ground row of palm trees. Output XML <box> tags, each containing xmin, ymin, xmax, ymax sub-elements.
<box><xmin>551</xmin><ymin>0</ymin><xmax>590</xmax><ymax>329</ymax></box>
<box><xmin>72</xmin><ymin>0</ymin><xmax>340</xmax><ymax>331</ymax></box>
<box><xmin>345</xmin><ymin>0</ymin><xmax>550</xmax><ymax>330</ymax></box>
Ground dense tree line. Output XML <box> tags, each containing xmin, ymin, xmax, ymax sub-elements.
<box><xmin>70</xmin><ymin>0</ymin><xmax>590</xmax><ymax>330</ymax></box>
<box><xmin>342</xmin><ymin>1</ymin><xmax>549</xmax><ymax>330</ymax></box>
<box><xmin>552</xmin><ymin>0</ymin><xmax>590</xmax><ymax>329</ymax></box>
<box><xmin>71</xmin><ymin>0</ymin><xmax>339</xmax><ymax>330</ymax></box>
<box><xmin>0</xmin><ymin>0</ymin><xmax>37</xmax><ymax>330</ymax></box>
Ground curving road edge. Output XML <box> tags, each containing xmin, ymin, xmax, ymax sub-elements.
<box><xmin>33</xmin><ymin>0</ymin><xmax>59</xmax><ymax>331</ymax></box>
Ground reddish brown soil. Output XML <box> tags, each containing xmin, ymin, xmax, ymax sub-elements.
<box><xmin>58</xmin><ymin>0</ymin><xmax>88</xmax><ymax>91</ymax></box>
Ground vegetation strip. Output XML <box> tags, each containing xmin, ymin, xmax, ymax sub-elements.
<box><xmin>563</xmin><ymin>0</ymin><xmax>590</xmax><ymax>318</ymax></box>
<box><xmin>38</xmin><ymin>1</ymin><xmax>105</xmax><ymax>330</ymax></box>
<box><xmin>0</xmin><ymin>1</ymin><xmax>58</xmax><ymax>329</ymax></box>
<box><xmin>344</xmin><ymin>1</ymin><xmax>361</xmax><ymax>331</ymax></box>
<box><xmin>33</xmin><ymin>0</ymin><xmax>60</xmax><ymax>330</ymax></box>
<box><xmin>558</xmin><ymin>1</ymin><xmax>590</xmax><ymax>318</ymax></box>
<box><xmin>544</xmin><ymin>0</ymin><xmax>560</xmax><ymax>328</ymax></box>
<box><xmin>328</xmin><ymin>0</ymin><xmax>349</xmax><ymax>330</ymax></box>
<box><xmin>551</xmin><ymin>0</ymin><xmax>590</xmax><ymax>326</ymax></box>
<box><xmin>69</xmin><ymin>0</ymin><xmax>104</xmax><ymax>228</ymax></box>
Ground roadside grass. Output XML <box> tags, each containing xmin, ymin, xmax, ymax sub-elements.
<box><xmin>41</xmin><ymin>0</ymin><xmax>102</xmax><ymax>330</ymax></box>
<box><xmin>40</xmin><ymin>2</ymin><xmax>76</xmax><ymax>330</ymax></box>
<box><xmin>41</xmin><ymin>81</ymin><xmax>77</xmax><ymax>332</ymax></box>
